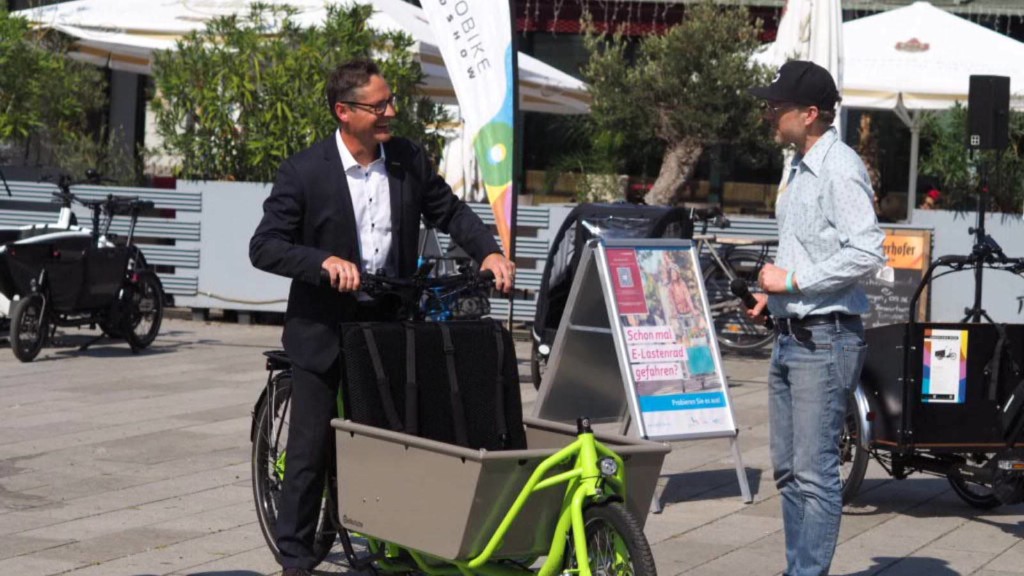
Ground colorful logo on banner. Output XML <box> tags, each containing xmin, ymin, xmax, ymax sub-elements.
<box><xmin>420</xmin><ymin>0</ymin><xmax>516</xmax><ymax>256</ymax></box>
<box><xmin>474</xmin><ymin>49</ymin><xmax>514</xmax><ymax>254</ymax></box>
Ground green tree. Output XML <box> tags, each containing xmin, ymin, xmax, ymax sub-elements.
<box><xmin>919</xmin><ymin>102</ymin><xmax>1024</xmax><ymax>213</ymax></box>
<box><xmin>0</xmin><ymin>8</ymin><xmax>107</xmax><ymax>168</ymax></box>
<box><xmin>582</xmin><ymin>1</ymin><xmax>773</xmax><ymax>205</ymax></box>
<box><xmin>151</xmin><ymin>3</ymin><xmax>446</xmax><ymax>182</ymax></box>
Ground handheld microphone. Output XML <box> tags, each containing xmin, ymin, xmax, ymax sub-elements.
<box><xmin>730</xmin><ymin>279</ymin><xmax>774</xmax><ymax>331</ymax></box>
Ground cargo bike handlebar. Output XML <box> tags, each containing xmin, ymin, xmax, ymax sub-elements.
<box><xmin>45</xmin><ymin>174</ymin><xmax>153</xmax><ymax>245</ymax></box>
<box><xmin>319</xmin><ymin>268</ymin><xmax>496</xmax><ymax>322</ymax></box>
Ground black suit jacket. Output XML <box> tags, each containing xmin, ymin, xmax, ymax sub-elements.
<box><xmin>250</xmin><ymin>136</ymin><xmax>500</xmax><ymax>372</ymax></box>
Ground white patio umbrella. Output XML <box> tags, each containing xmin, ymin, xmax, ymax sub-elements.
<box><xmin>842</xmin><ymin>1</ymin><xmax>1024</xmax><ymax>216</ymax></box>
<box><xmin>753</xmin><ymin>0</ymin><xmax>844</xmax><ymax>189</ymax></box>
<box><xmin>16</xmin><ymin>0</ymin><xmax>590</xmax><ymax>115</ymax></box>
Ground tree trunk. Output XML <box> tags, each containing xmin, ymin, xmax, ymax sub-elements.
<box><xmin>644</xmin><ymin>139</ymin><xmax>703</xmax><ymax>206</ymax></box>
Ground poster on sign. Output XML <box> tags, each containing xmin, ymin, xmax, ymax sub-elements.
<box><xmin>605</xmin><ymin>244</ymin><xmax>735</xmax><ymax>439</ymax></box>
<box><xmin>532</xmin><ymin>238</ymin><xmax>751</xmax><ymax>504</ymax></box>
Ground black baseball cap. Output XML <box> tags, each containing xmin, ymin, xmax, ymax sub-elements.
<box><xmin>750</xmin><ymin>60</ymin><xmax>840</xmax><ymax>110</ymax></box>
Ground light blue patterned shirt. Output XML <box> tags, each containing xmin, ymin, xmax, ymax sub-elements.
<box><xmin>769</xmin><ymin>128</ymin><xmax>886</xmax><ymax>319</ymax></box>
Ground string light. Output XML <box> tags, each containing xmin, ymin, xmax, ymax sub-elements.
<box><xmin>551</xmin><ymin>0</ymin><xmax>565</xmax><ymax>35</ymax></box>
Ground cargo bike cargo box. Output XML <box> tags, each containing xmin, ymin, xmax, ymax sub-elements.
<box><xmin>331</xmin><ymin>417</ymin><xmax>670</xmax><ymax>561</ymax></box>
<box><xmin>0</xmin><ymin>241</ymin><xmax>129</xmax><ymax>312</ymax></box>
<box><xmin>331</xmin><ymin>319</ymin><xmax>671</xmax><ymax>561</ymax></box>
<box><xmin>862</xmin><ymin>321</ymin><xmax>1024</xmax><ymax>449</ymax></box>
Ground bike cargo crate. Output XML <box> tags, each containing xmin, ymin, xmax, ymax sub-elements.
<box><xmin>863</xmin><ymin>322</ymin><xmax>1024</xmax><ymax>449</ymax></box>
<box><xmin>333</xmin><ymin>319</ymin><xmax>670</xmax><ymax>560</ymax></box>
<box><xmin>0</xmin><ymin>240</ymin><xmax>126</xmax><ymax>311</ymax></box>
<box><xmin>1</xmin><ymin>242</ymin><xmax>82</xmax><ymax>303</ymax></box>
<box><xmin>331</xmin><ymin>416</ymin><xmax>670</xmax><ymax>561</ymax></box>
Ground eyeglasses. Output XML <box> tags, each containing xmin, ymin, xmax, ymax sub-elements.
<box><xmin>341</xmin><ymin>95</ymin><xmax>397</xmax><ymax>116</ymax></box>
<box><xmin>761</xmin><ymin>102</ymin><xmax>801</xmax><ymax>116</ymax></box>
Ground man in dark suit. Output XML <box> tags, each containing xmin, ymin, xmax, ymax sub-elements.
<box><xmin>250</xmin><ymin>59</ymin><xmax>515</xmax><ymax>576</ymax></box>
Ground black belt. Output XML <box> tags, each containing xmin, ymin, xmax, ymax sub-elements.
<box><xmin>775</xmin><ymin>312</ymin><xmax>860</xmax><ymax>337</ymax></box>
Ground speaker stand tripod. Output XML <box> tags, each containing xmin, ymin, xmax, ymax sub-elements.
<box><xmin>958</xmin><ymin>150</ymin><xmax>1024</xmax><ymax>324</ymax></box>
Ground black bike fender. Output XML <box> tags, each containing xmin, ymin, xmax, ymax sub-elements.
<box><xmin>251</xmin><ymin>370</ymin><xmax>291</xmax><ymax>442</ymax></box>
<box><xmin>852</xmin><ymin>383</ymin><xmax>878</xmax><ymax>450</ymax></box>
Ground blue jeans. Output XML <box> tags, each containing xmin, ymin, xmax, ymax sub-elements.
<box><xmin>769</xmin><ymin>316</ymin><xmax>868</xmax><ymax>576</ymax></box>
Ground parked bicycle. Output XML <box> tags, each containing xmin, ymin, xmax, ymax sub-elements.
<box><xmin>692</xmin><ymin>208</ymin><xmax>776</xmax><ymax>352</ymax></box>
<box><xmin>250</xmin><ymin>270</ymin><xmax>669</xmax><ymax>575</ymax></box>
<box><xmin>0</xmin><ymin>173</ymin><xmax>164</xmax><ymax>361</ymax></box>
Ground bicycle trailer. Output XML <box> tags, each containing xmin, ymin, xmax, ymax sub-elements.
<box><xmin>533</xmin><ymin>203</ymin><xmax>693</xmax><ymax>355</ymax></box>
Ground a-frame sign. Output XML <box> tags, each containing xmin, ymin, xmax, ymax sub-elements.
<box><xmin>533</xmin><ymin>238</ymin><xmax>752</xmax><ymax>507</ymax></box>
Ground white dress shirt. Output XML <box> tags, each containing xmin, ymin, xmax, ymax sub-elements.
<box><xmin>770</xmin><ymin>127</ymin><xmax>885</xmax><ymax>319</ymax></box>
<box><xmin>336</xmin><ymin>130</ymin><xmax>392</xmax><ymax>274</ymax></box>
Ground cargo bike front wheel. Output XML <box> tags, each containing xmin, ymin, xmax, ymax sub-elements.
<box><xmin>562</xmin><ymin>501</ymin><xmax>657</xmax><ymax>576</ymax></box>
<box><xmin>10</xmin><ymin>293</ymin><xmax>48</xmax><ymax>362</ymax></box>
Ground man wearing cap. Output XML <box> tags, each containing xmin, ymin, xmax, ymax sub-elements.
<box><xmin>747</xmin><ymin>60</ymin><xmax>885</xmax><ymax>576</ymax></box>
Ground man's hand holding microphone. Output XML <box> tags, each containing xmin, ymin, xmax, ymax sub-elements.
<box><xmin>733</xmin><ymin>262</ymin><xmax>798</xmax><ymax>327</ymax></box>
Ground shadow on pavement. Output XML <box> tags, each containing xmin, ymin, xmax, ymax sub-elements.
<box><xmin>842</xmin><ymin>555</ymin><xmax>960</xmax><ymax>576</ymax></box>
<box><xmin>41</xmin><ymin>335</ymin><xmax>189</xmax><ymax>360</ymax></box>
<box><xmin>660</xmin><ymin>466</ymin><xmax>763</xmax><ymax>504</ymax></box>
<box><xmin>186</xmin><ymin>572</ymin><xmax>266</xmax><ymax>576</ymax></box>
<box><xmin>844</xmin><ymin>477</ymin><xmax>1024</xmax><ymax>538</ymax></box>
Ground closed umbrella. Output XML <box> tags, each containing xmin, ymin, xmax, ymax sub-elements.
<box><xmin>753</xmin><ymin>0</ymin><xmax>844</xmax><ymax>190</ymax></box>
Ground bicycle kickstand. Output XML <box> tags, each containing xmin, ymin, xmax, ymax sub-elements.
<box><xmin>78</xmin><ymin>332</ymin><xmax>108</xmax><ymax>352</ymax></box>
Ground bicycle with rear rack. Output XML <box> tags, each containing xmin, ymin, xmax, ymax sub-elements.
<box><xmin>250</xmin><ymin>269</ymin><xmax>670</xmax><ymax>575</ymax></box>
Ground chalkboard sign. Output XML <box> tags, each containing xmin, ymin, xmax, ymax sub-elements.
<box><xmin>863</xmin><ymin>227</ymin><xmax>933</xmax><ymax>329</ymax></box>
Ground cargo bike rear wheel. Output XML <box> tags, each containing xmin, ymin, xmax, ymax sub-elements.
<box><xmin>251</xmin><ymin>374</ymin><xmax>338</xmax><ymax>566</ymax></box>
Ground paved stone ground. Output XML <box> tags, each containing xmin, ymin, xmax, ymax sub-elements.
<box><xmin>0</xmin><ymin>318</ymin><xmax>1021</xmax><ymax>576</ymax></box>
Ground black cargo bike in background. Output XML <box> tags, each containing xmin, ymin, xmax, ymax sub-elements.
<box><xmin>0</xmin><ymin>173</ymin><xmax>164</xmax><ymax>362</ymax></box>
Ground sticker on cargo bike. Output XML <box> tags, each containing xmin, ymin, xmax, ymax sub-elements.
<box><xmin>922</xmin><ymin>328</ymin><xmax>968</xmax><ymax>404</ymax></box>
<box><xmin>606</xmin><ymin>245</ymin><xmax>735</xmax><ymax>439</ymax></box>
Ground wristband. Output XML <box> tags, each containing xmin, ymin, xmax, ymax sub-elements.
<box><xmin>785</xmin><ymin>271</ymin><xmax>796</xmax><ymax>293</ymax></box>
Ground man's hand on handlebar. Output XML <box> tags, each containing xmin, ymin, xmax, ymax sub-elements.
<box><xmin>321</xmin><ymin>256</ymin><xmax>361</xmax><ymax>292</ymax></box>
<box><xmin>480</xmin><ymin>252</ymin><xmax>515</xmax><ymax>294</ymax></box>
